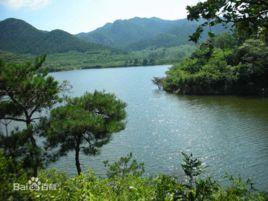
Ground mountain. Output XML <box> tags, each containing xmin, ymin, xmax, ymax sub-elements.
<box><xmin>77</xmin><ymin>17</ymin><xmax>227</xmax><ymax>51</ymax></box>
<box><xmin>0</xmin><ymin>18</ymin><xmax>104</xmax><ymax>55</ymax></box>
<box><xmin>0</xmin><ymin>17</ymin><xmax>227</xmax><ymax>55</ymax></box>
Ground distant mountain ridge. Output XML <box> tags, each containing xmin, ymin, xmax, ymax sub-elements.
<box><xmin>0</xmin><ymin>17</ymin><xmax>227</xmax><ymax>55</ymax></box>
<box><xmin>0</xmin><ymin>18</ymin><xmax>104</xmax><ymax>54</ymax></box>
<box><xmin>77</xmin><ymin>17</ymin><xmax>227</xmax><ymax>50</ymax></box>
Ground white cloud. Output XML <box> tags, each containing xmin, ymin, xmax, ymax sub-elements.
<box><xmin>0</xmin><ymin>0</ymin><xmax>50</xmax><ymax>9</ymax></box>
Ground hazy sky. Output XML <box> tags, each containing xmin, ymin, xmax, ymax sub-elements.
<box><xmin>0</xmin><ymin>0</ymin><xmax>201</xmax><ymax>34</ymax></box>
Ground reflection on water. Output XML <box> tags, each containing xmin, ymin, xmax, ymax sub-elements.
<box><xmin>49</xmin><ymin>65</ymin><xmax>268</xmax><ymax>190</ymax></box>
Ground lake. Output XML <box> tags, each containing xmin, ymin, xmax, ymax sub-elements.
<box><xmin>51</xmin><ymin>65</ymin><xmax>268</xmax><ymax>190</ymax></box>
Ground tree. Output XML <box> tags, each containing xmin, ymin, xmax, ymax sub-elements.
<box><xmin>187</xmin><ymin>0</ymin><xmax>268</xmax><ymax>43</ymax></box>
<box><xmin>181</xmin><ymin>152</ymin><xmax>204</xmax><ymax>187</ymax></box>
<box><xmin>0</xmin><ymin>129</ymin><xmax>33</xmax><ymax>170</ymax></box>
<box><xmin>103</xmin><ymin>153</ymin><xmax>144</xmax><ymax>178</ymax></box>
<box><xmin>149</xmin><ymin>58</ymin><xmax>155</xmax><ymax>65</ymax></box>
<box><xmin>43</xmin><ymin>91</ymin><xmax>126</xmax><ymax>175</ymax></box>
<box><xmin>232</xmin><ymin>39</ymin><xmax>268</xmax><ymax>94</ymax></box>
<box><xmin>142</xmin><ymin>59</ymin><xmax>148</xmax><ymax>66</ymax></box>
<box><xmin>133</xmin><ymin>58</ymin><xmax>139</xmax><ymax>66</ymax></box>
<box><xmin>0</xmin><ymin>56</ymin><xmax>63</xmax><ymax>176</ymax></box>
<box><xmin>180</xmin><ymin>152</ymin><xmax>219</xmax><ymax>201</ymax></box>
<box><xmin>212</xmin><ymin>32</ymin><xmax>237</xmax><ymax>50</ymax></box>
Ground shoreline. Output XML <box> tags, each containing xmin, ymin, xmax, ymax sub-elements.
<box><xmin>48</xmin><ymin>64</ymin><xmax>172</xmax><ymax>73</ymax></box>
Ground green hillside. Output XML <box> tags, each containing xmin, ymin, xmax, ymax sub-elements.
<box><xmin>0</xmin><ymin>18</ymin><xmax>104</xmax><ymax>55</ymax></box>
<box><xmin>77</xmin><ymin>17</ymin><xmax>227</xmax><ymax>50</ymax></box>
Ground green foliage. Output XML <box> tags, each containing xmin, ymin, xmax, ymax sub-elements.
<box><xmin>153</xmin><ymin>175</ymin><xmax>184</xmax><ymax>200</ymax></box>
<box><xmin>12</xmin><ymin>152</ymin><xmax>267</xmax><ymax>201</ymax></box>
<box><xmin>181</xmin><ymin>152</ymin><xmax>204</xmax><ymax>187</ymax></box>
<box><xmin>161</xmin><ymin>37</ymin><xmax>268</xmax><ymax>96</ymax></box>
<box><xmin>159</xmin><ymin>0</ymin><xmax>268</xmax><ymax>96</ymax></box>
<box><xmin>104</xmin><ymin>153</ymin><xmax>145</xmax><ymax>178</ymax></box>
<box><xmin>0</xmin><ymin>129</ymin><xmax>37</xmax><ymax>172</ymax></box>
<box><xmin>0</xmin><ymin>50</ymin><xmax>31</xmax><ymax>64</ymax></box>
<box><xmin>43</xmin><ymin>91</ymin><xmax>127</xmax><ymax>174</ymax></box>
<box><xmin>231</xmin><ymin>39</ymin><xmax>268</xmax><ymax>94</ymax></box>
<box><xmin>0</xmin><ymin>55</ymin><xmax>61</xmax><ymax>117</ymax></box>
<box><xmin>0</xmin><ymin>45</ymin><xmax>195</xmax><ymax>72</ymax></box>
<box><xmin>186</xmin><ymin>0</ymin><xmax>268</xmax><ymax>43</ymax></box>
<box><xmin>0</xmin><ymin>151</ymin><xmax>32</xmax><ymax>201</ymax></box>
<box><xmin>1</xmin><ymin>144</ymin><xmax>267</xmax><ymax>201</ymax></box>
<box><xmin>43</xmin><ymin>45</ymin><xmax>195</xmax><ymax>71</ymax></box>
<box><xmin>212</xmin><ymin>33</ymin><xmax>237</xmax><ymax>50</ymax></box>
<box><xmin>0</xmin><ymin>56</ymin><xmax>63</xmax><ymax>176</ymax></box>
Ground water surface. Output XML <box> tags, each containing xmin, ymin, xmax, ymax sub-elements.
<box><xmin>51</xmin><ymin>65</ymin><xmax>268</xmax><ymax>190</ymax></box>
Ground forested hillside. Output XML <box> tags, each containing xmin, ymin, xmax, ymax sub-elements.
<box><xmin>0</xmin><ymin>18</ymin><xmax>104</xmax><ymax>54</ymax></box>
<box><xmin>77</xmin><ymin>17</ymin><xmax>227</xmax><ymax>50</ymax></box>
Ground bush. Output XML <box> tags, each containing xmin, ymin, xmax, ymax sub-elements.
<box><xmin>24</xmin><ymin>153</ymin><xmax>267</xmax><ymax>201</ymax></box>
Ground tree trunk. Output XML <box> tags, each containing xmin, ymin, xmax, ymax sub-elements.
<box><xmin>75</xmin><ymin>146</ymin><xmax>81</xmax><ymax>175</ymax></box>
<box><xmin>26</xmin><ymin>119</ymin><xmax>38</xmax><ymax>177</ymax></box>
<box><xmin>29</xmin><ymin>135</ymin><xmax>38</xmax><ymax>177</ymax></box>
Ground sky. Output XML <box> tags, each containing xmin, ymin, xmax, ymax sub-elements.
<box><xmin>0</xmin><ymin>0</ymin><xmax>201</xmax><ymax>34</ymax></box>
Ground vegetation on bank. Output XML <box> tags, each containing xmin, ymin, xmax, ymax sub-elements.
<box><xmin>157</xmin><ymin>0</ymin><xmax>268</xmax><ymax>96</ymax></box>
<box><xmin>161</xmin><ymin>37</ymin><xmax>268</xmax><ymax>96</ymax></box>
<box><xmin>1</xmin><ymin>151</ymin><xmax>267</xmax><ymax>201</ymax></box>
<box><xmin>0</xmin><ymin>45</ymin><xmax>195</xmax><ymax>71</ymax></box>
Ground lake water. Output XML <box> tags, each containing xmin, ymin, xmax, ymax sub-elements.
<box><xmin>51</xmin><ymin>65</ymin><xmax>268</xmax><ymax>190</ymax></box>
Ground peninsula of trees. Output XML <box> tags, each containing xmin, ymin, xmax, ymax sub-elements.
<box><xmin>156</xmin><ymin>0</ymin><xmax>268</xmax><ymax>96</ymax></box>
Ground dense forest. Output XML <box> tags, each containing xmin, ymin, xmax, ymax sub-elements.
<box><xmin>0</xmin><ymin>0</ymin><xmax>268</xmax><ymax>200</ymax></box>
<box><xmin>156</xmin><ymin>0</ymin><xmax>268</xmax><ymax>96</ymax></box>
